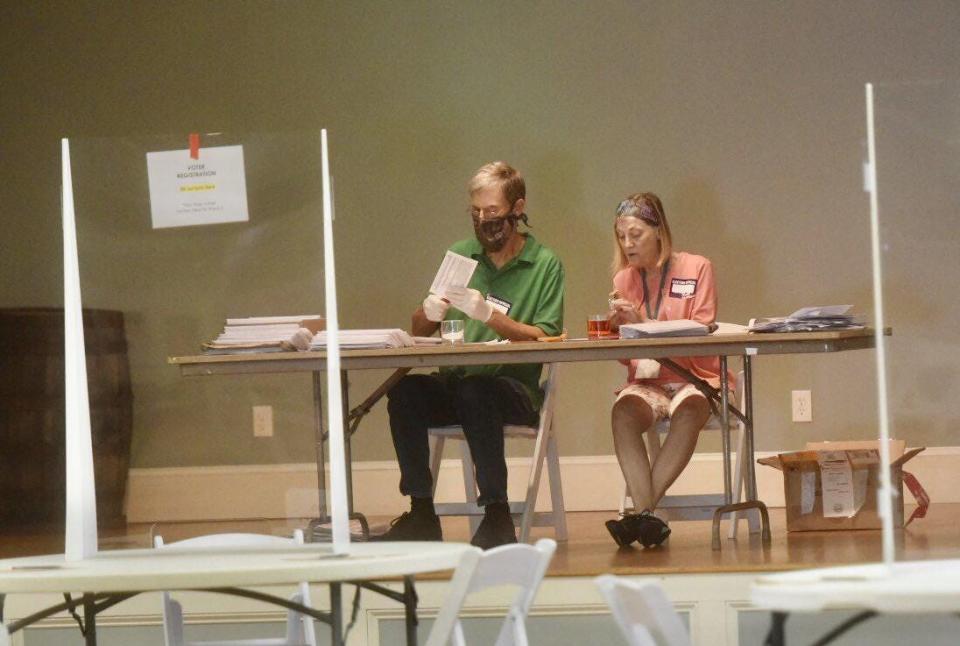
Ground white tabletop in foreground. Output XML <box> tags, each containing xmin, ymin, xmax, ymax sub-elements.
<box><xmin>751</xmin><ymin>559</ymin><xmax>960</xmax><ymax>614</ymax></box>
<box><xmin>0</xmin><ymin>542</ymin><xmax>474</xmax><ymax>595</ymax></box>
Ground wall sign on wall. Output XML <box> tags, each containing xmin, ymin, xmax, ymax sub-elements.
<box><xmin>146</xmin><ymin>142</ymin><xmax>249</xmax><ymax>229</ymax></box>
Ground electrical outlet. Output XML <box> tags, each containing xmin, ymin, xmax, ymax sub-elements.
<box><xmin>253</xmin><ymin>405</ymin><xmax>274</xmax><ymax>437</ymax></box>
<box><xmin>792</xmin><ymin>390</ymin><xmax>812</xmax><ymax>423</ymax></box>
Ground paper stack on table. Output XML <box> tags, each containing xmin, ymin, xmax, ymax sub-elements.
<box><xmin>310</xmin><ymin>329</ymin><xmax>442</xmax><ymax>350</ymax></box>
<box><xmin>713</xmin><ymin>321</ymin><xmax>749</xmax><ymax>334</ymax></box>
<box><xmin>748</xmin><ymin>305</ymin><xmax>864</xmax><ymax>333</ymax></box>
<box><xmin>203</xmin><ymin>315</ymin><xmax>324</xmax><ymax>353</ymax></box>
<box><xmin>619</xmin><ymin>319</ymin><xmax>710</xmax><ymax>338</ymax></box>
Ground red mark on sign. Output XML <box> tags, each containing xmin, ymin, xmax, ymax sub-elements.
<box><xmin>189</xmin><ymin>133</ymin><xmax>200</xmax><ymax>160</ymax></box>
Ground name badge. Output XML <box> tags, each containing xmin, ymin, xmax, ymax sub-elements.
<box><xmin>669</xmin><ymin>278</ymin><xmax>697</xmax><ymax>299</ymax></box>
<box><xmin>486</xmin><ymin>294</ymin><xmax>512</xmax><ymax>316</ymax></box>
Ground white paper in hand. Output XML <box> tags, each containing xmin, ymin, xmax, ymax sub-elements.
<box><xmin>430</xmin><ymin>251</ymin><xmax>478</xmax><ymax>298</ymax></box>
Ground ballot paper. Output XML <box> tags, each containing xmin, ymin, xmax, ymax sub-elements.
<box><xmin>619</xmin><ymin>319</ymin><xmax>709</xmax><ymax>338</ymax></box>
<box><xmin>311</xmin><ymin>329</ymin><xmax>417</xmax><ymax>349</ymax></box>
<box><xmin>202</xmin><ymin>316</ymin><xmax>324</xmax><ymax>354</ymax></box>
<box><xmin>748</xmin><ymin>305</ymin><xmax>863</xmax><ymax>333</ymax></box>
<box><xmin>430</xmin><ymin>251</ymin><xmax>478</xmax><ymax>297</ymax></box>
<box><xmin>788</xmin><ymin>305</ymin><xmax>853</xmax><ymax>318</ymax></box>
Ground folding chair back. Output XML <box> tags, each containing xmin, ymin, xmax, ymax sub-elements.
<box><xmin>595</xmin><ymin>575</ymin><xmax>690</xmax><ymax>646</ymax></box>
<box><xmin>153</xmin><ymin>530</ymin><xmax>316</xmax><ymax>646</ymax></box>
<box><xmin>621</xmin><ymin>370</ymin><xmax>760</xmax><ymax>537</ymax></box>
<box><xmin>426</xmin><ymin>539</ymin><xmax>556</xmax><ymax>646</ymax></box>
<box><xmin>429</xmin><ymin>364</ymin><xmax>567</xmax><ymax>542</ymax></box>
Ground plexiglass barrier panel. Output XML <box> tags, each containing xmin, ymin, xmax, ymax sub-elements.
<box><xmin>69</xmin><ymin>132</ymin><xmax>340</xmax><ymax>542</ymax></box>
<box><xmin>873</xmin><ymin>81</ymin><xmax>960</xmax><ymax>557</ymax></box>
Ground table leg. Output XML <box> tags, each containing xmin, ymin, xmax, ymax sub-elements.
<box><xmin>340</xmin><ymin>370</ymin><xmax>354</xmax><ymax>515</ymax></box>
<box><xmin>743</xmin><ymin>356</ymin><xmax>758</xmax><ymax>500</ymax></box>
<box><xmin>403</xmin><ymin>576</ymin><xmax>418</xmax><ymax>646</ymax></box>
<box><xmin>83</xmin><ymin>593</ymin><xmax>97</xmax><ymax>646</ymax></box>
<box><xmin>743</xmin><ymin>356</ymin><xmax>771</xmax><ymax>544</ymax></box>
<box><xmin>310</xmin><ymin>368</ymin><xmax>375</xmax><ymax>541</ymax></box>
<box><xmin>313</xmin><ymin>371</ymin><xmax>328</xmax><ymax>523</ymax></box>
<box><xmin>331</xmin><ymin>583</ymin><xmax>343</xmax><ymax>646</ymax></box>
<box><xmin>810</xmin><ymin>611</ymin><xmax>878</xmax><ymax>645</ymax></box>
<box><xmin>764</xmin><ymin>611</ymin><xmax>787</xmax><ymax>646</ymax></box>
<box><xmin>711</xmin><ymin>355</ymin><xmax>771</xmax><ymax>549</ymax></box>
<box><xmin>719</xmin><ymin>356</ymin><xmax>733</xmax><ymax>505</ymax></box>
<box><xmin>342</xmin><ymin>369</ymin><xmax>371</xmax><ymax>538</ymax></box>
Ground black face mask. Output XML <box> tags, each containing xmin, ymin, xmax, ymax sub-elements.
<box><xmin>472</xmin><ymin>212</ymin><xmax>530</xmax><ymax>253</ymax></box>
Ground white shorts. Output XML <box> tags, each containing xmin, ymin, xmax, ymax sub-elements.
<box><xmin>615</xmin><ymin>382</ymin><xmax>706</xmax><ymax>422</ymax></box>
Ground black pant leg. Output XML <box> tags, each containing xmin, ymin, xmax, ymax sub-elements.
<box><xmin>454</xmin><ymin>375</ymin><xmax>539</xmax><ymax>506</ymax></box>
<box><xmin>386</xmin><ymin>374</ymin><xmax>457</xmax><ymax>499</ymax></box>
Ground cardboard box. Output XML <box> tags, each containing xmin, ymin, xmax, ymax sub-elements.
<box><xmin>758</xmin><ymin>440</ymin><xmax>925</xmax><ymax>531</ymax></box>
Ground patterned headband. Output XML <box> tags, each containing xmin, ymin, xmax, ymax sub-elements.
<box><xmin>616</xmin><ymin>199</ymin><xmax>659</xmax><ymax>226</ymax></box>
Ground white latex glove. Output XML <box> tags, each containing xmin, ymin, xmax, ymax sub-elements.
<box><xmin>422</xmin><ymin>294</ymin><xmax>449</xmax><ymax>322</ymax></box>
<box><xmin>446</xmin><ymin>287</ymin><xmax>494</xmax><ymax>323</ymax></box>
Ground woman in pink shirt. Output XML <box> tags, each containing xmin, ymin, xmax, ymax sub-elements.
<box><xmin>604</xmin><ymin>192</ymin><xmax>723</xmax><ymax>549</ymax></box>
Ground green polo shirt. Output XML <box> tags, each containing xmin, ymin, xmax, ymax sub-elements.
<box><xmin>440</xmin><ymin>233</ymin><xmax>565</xmax><ymax>410</ymax></box>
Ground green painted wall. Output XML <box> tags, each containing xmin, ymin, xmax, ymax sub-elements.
<box><xmin>1</xmin><ymin>1</ymin><xmax>957</xmax><ymax>468</ymax></box>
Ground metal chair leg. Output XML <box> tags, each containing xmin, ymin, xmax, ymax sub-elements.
<box><xmin>712</xmin><ymin>500</ymin><xmax>771</xmax><ymax>550</ymax></box>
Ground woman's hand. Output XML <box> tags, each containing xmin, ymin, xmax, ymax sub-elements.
<box><xmin>608</xmin><ymin>298</ymin><xmax>641</xmax><ymax>328</ymax></box>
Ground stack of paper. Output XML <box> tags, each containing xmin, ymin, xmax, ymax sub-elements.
<box><xmin>713</xmin><ymin>321</ymin><xmax>749</xmax><ymax>335</ymax></box>
<box><xmin>748</xmin><ymin>305</ymin><xmax>864</xmax><ymax>333</ymax></box>
<box><xmin>310</xmin><ymin>329</ymin><xmax>442</xmax><ymax>350</ymax></box>
<box><xmin>203</xmin><ymin>315</ymin><xmax>324</xmax><ymax>354</ymax></box>
<box><xmin>619</xmin><ymin>319</ymin><xmax>710</xmax><ymax>338</ymax></box>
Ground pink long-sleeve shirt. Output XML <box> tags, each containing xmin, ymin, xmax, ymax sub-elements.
<box><xmin>613</xmin><ymin>251</ymin><xmax>727</xmax><ymax>389</ymax></box>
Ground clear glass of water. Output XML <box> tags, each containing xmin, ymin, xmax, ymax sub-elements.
<box><xmin>441</xmin><ymin>319</ymin><xmax>465</xmax><ymax>344</ymax></box>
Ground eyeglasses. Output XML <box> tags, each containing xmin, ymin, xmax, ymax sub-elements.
<box><xmin>468</xmin><ymin>206</ymin><xmax>511</xmax><ymax>221</ymax></box>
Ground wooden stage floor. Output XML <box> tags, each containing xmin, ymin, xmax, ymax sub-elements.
<box><xmin>2</xmin><ymin>505</ymin><xmax>955</xmax><ymax>578</ymax></box>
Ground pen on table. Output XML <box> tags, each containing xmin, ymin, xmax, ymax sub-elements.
<box><xmin>537</xmin><ymin>332</ymin><xmax>568</xmax><ymax>342</ymax></box>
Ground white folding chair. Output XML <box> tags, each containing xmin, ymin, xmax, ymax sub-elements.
<box><xmin>426</xmin><ymin>538</ymin><xmax>556</xmax><ymax>646</ymax></box>
<box><xmin>594</xmin><ymin>575</ymin><xmax>690</xmax><ymax>646</ymax></box>
<box><xmin>153</xmin><ymin>531</ymin><xmax>317</xmax><ymax>646</ymax></box>
<box><xmin>620</xmin><ymin>370</ymin><xmax>760</xmax><ymax>538</ymax></box>
<box><xmin>429</xmin><ymin>364</ymin><xmax>567</xmax><ymax>542</ymax></box>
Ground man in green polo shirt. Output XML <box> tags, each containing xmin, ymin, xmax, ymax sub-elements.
<box><xmin>372</xmin><ymin>161</ymin><xmax>564</xmax><ymax>549</ymax></box>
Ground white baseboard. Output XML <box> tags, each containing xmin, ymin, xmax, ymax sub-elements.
<box><xmin>125</xmin><ymin>447</ymin><xmax>959</xmax><ymax>523</ymax></box>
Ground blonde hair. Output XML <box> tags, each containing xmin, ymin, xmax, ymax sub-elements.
<box><xmin>468</xmin><ymin>161</ymin><xmax>526</xmax><ymax>207</ymax></box>
<box><xmin>610</xmin><ymin>192</ymin><xmax>673</xmax><ymax>276</ymax></box>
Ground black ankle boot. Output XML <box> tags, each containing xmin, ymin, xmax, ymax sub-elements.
<box><xmin>470</xmin><ymin>502</ymin><xmax>518</xmax><ymax>550</ymax></box>
<box><xmin>605</xmin><ymin>513</ymin><xmax>645</xmax><ymax>547</ymax></box>
<box><xmin>605</xmin><ymin>510</ymin><xmax>670</xmax><ymax>548</ymax></box>
<box><xmin>636</xmin><ymin>511</ymin><xmax>671</xmax><ymax>548</ymax></box>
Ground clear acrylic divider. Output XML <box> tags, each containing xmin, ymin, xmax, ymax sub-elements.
<box><xmin>68</xmin><ymin>131</ymin><xmax>355</xmax><ymax>550</ymax></box>
<box><xmin>870</xmin><ymin>80</ymin><xmax>960</xmax><ymax>562</ymax></box>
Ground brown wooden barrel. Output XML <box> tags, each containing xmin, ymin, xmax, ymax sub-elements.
<box><xmin>0</xmin><ymin>308</ymin><xmax>133</xmax><ymax>527</ymax></box>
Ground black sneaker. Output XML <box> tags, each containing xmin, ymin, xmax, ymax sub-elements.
<box><xmin>369</xmin><ymin>511</ymin><xmax>442</xmax><ymax>542</ymax></box>
<box><xmin>470</xmin><ymin>504</ymin><xmax>518</xmax><ymax>550</ymax></box>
